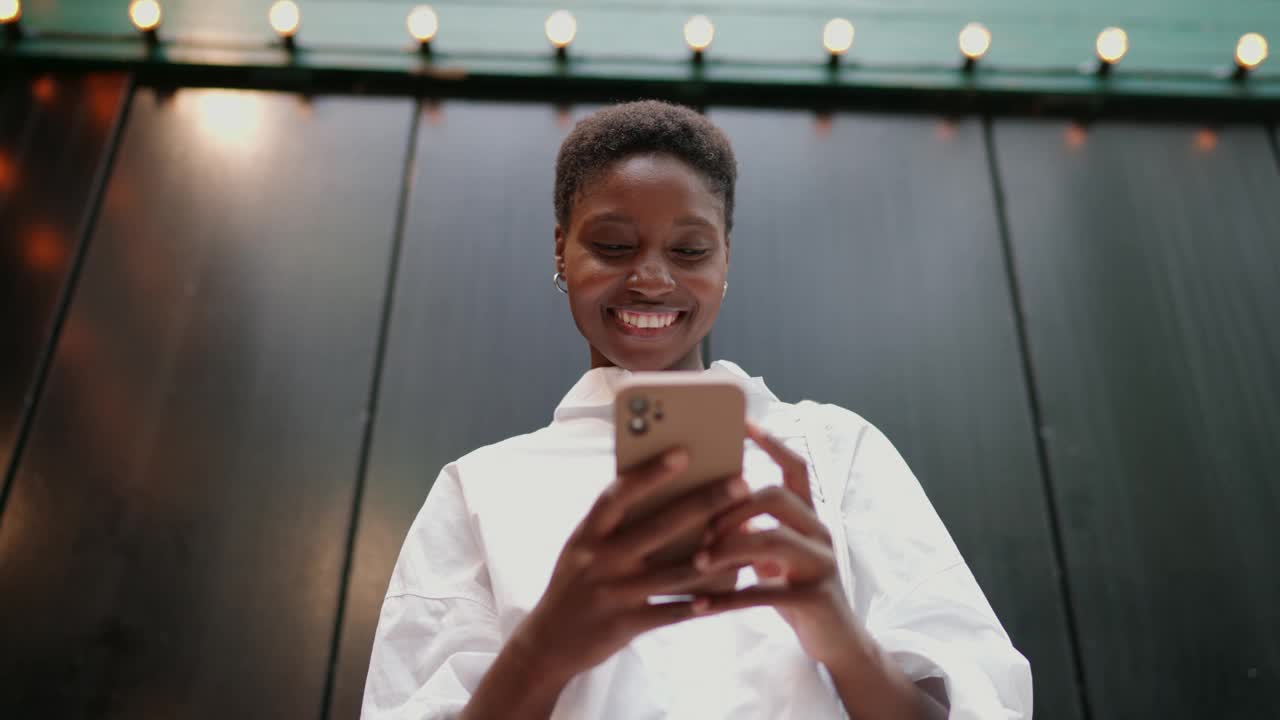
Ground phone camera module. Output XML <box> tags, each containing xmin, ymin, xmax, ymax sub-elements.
<box><xmin>629</xmin><ymin>396</ymin><xmax>648</xmax><ymax>414</ymax></box>
<box><xmin>629</xmin><ymin>416</ymin><xmax>647</xmax><ymax>434</ymax></box>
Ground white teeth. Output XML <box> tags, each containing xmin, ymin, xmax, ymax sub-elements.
<box><xmin>616</xmin><ymin>311</ymin><xmax>677</xmax><ymax>329</ymax></box>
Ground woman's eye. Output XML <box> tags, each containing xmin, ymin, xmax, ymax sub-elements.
<box><xmin>673</xmin><ymin>248</ymin><xmax>709</xmax><ymax>258</ymax></box>
<box><xmin>592</xmin><ymin>243</ymin><xmax>634</xmax><ymax>254</ymax></box>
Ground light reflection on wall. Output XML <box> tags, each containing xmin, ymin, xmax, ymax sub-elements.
<box><xmin>24</xmin><ymin>224</ymin><xmax>65</xmax><ymax>272</ymax></box>
<box><xmin>85</xmin><ymin>75</ymin><xmax>122</xmax><ymax>128</ymax></box>
<box><xmin>32</xmin><ymin>75</ymin><xmax>57</xmax><ymax>104</ymax></box>
<box><xmin>0</xmin><ymin>150</ymin><xmax>14</xmax><ymax>192</ymax></box>
<box><xmin>1065</xmin><ymin>123</ymin><xmax>1087</xmax><ymax>149</ymax></box>
<box><xmin>179</xmin><ymin>89</ymin><xmax>266</xmax><ymax>154</ymax></box>
<box><xmin>1194</xmin><ymin>128</ymin><xmax>1218</xmax><ymax>152</ymax></box>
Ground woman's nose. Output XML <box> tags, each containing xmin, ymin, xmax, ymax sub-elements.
<box><xmin>625</xmin><ymin>263</ymin><xmax>675</xmax><ymax>296</ymax></box>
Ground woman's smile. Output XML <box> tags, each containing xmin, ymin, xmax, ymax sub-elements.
<box><xmin>607</xmin><ymin>307</ymin><xmax>689</xmax><ymax>338</ymax></box>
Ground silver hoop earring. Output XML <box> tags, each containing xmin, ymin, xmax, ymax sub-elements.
<box><xmin>553</xmin><ymin>271</ymin><xmax>569</xmax><ymax>294</ymax></box>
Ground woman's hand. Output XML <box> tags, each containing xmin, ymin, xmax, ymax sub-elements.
<box><xmin>511</xmin><ymin>448</ymin><xmax>750</xmax><ymax>686</ymax></box>
<box><xmin>690</xmin><ymin>422</ymin><xmax>859</xmax><ymax>667</ymax></box>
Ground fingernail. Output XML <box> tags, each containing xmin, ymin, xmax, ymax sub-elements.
<box><xmin>694</xmin><ymin>551</ymin><xmax>711</xmax><ymax>572</ymax></box>
<box><xmin>728</xmin><ymin>477</ymin><xmax>749</xmax><ymax>499</ymax></box>
<box><xmin>666</xmin><ymin>450</ymin><xmax>689</xmax><ymax>471</ymax></box>
<box><xmin>692</xmin><ymin>597</ymin><xmax>710</xmax><ymax>614</ymax></box>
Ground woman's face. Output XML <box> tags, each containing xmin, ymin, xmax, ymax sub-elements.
<box><xmin>555</xmin><ymin>152</ymin><xmax>730</xmax><ymax>372</ymax></box>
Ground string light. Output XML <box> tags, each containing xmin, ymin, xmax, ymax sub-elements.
<box><xmin>129</xmin><ymin>0</ymin><xmax>161</xmax><ymax>35</ymax></box>
<box><xmin>269</xmin><ymin>1</ymin><xmax>301</xmax><ymax>43</ymax></box>
<box><xmin>822</xmin><ymin>18</ymin><xmax>855</xmax><ymax>60</ymax></box>
<box><xmin>958</xmin><ymin>22</ymin><xmax>991</xmax><ymax>65</ymax></box>
<box><xmin>1235</xmin><ymin>32</ymin><xmax>1268</xmax><ymax>71</ymax></box>
<box><xmin>684</xmin><ymin>15</ymin><xmax>714</xmax><ymax>59</ymax></box>
<box><xmin>545</xmin><ymin>10</ymin><xmax>576</xmax><ymax>55</ymax></box>
<box><xmin>1096</xmin><ymin>27</ymin><xmax>1128</xmax><ymax>67</ymax></box>
<box><xmin>406</xmin><ymin>5</ymin><xmax>439</xmax><ymax>49</ymax></box>
<box><xmin>0</xmin><ymin>0</ymin><xmax>20</xmax><ymax>25</ymax></box>
<box><xmin>2</xmin><ymin>3</ymin><xmax>1269</xmax><ymax>94</ymax></box>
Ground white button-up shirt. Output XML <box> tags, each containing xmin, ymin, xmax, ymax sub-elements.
<box><xmin>362</xmin><ymin>360</ymin><xmax>1033</xmax><ymax>719</ymax></box>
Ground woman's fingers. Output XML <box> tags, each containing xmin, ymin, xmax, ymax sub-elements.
<box><xmin>584</xmin><ymin>448</ymin><xmax>689</xmax><ymax>539</ymax></box>
<box><xmin>609</xmin><ymin>474</ymin><xmax>749</xmax><ymax>566</ymax></box>
<box><xmin>696</xmin><ymin>525</ymin><xmax>835</xmax><ymax>582</ymax></box>
<box><xmin>611</xmin><ymin>559</ymin><xmax>747</xmax><ymax>601</ymax></box>
<box><xmin>745</xmin><ymin>421</ymin><xmax>813</xmax><ymax>507</ymax></box>
<box><xmin>622</xmin><ymin>599</ymin><xmax>701</xmax><ymax>636</ymax></box>
<box><xmin>708</xmin><ymin>485</ymin><xmax>830</xmax><ymax>542</ymax></box>
<box><xmin>691</xmin><ymin>586</ymin><xmax>818</xmax><ymax>616</ymax></box>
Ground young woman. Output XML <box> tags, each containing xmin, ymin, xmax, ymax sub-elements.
<box><xmin>362</xmin><ymin>101</ymin><xmax>1032</xmax><ymax>719</ymax></box>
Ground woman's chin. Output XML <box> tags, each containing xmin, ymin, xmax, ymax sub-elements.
<box><xmin>602</xmin><ymin>343</ymin><xmax>702</xmax><ymax>372</ymax></box>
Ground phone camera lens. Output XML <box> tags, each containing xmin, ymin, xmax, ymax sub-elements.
<box><xmin>629</xmin><ymin>397</ymin><xmax>648</xmax><ymax>414</ymax></box>
<box><xmin>629</xmin><ymin>416</ymin><xmax>647</xmax><ymax>434</ymax></box>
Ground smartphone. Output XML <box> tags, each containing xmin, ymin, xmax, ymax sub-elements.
<box><xmin>614</xmin><ymin>374</ymin><xmax>746</xmax><ymax>580</ymax></box>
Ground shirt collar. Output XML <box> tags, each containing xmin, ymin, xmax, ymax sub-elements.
<box><xmin>552</xmin><ymin>359</ymin><xmax>779</xmax><ymax>424</ymax></box>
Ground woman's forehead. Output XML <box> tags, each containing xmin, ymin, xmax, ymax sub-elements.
<box><xmin>574</xmin><ymin>154</ymin><xmax>724</xmax><ymax>221</ymax></box>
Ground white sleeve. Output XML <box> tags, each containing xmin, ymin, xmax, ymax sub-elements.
<box><xmin>840</xmin><ymin>422</ymin><xmax>1034</xmax><ymax>720</ymax></box>
<box><xmin>361</xmin><ymin>463</ymin><xmax>502</xmax><ymax>720</ymax></box>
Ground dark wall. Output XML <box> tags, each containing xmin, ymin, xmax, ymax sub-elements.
<box><xmin>1</xmin><ymin>74</ymin><xmax>1277</xmax><ymax>720</ymax></box>
<box><xmin>993</xmin><ymin>120</ymin><xmax>1280</xmax><ymax>718</ymax></box>
<box><xmin>0</xmin><ymin>73</ymin><xmax>127</xmax><ymax>486</ymax></box>
<box><xmin>0</xmin><ymin>79</ymin><xmax>413</xmax><ymax>718</ymax></box>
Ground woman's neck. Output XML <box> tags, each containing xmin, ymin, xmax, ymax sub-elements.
<box><xmin>588</xmin><ymin>344</ymin><xmax>705</xmax><ymax>372</ymax></box>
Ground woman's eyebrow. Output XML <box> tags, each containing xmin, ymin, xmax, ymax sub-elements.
<box><xmin>583</xmin><ymin>211</ymin><xmax>715</xmax><ymax>229</ymax></box>
<box><xmin>674</xmin><ymin>215</ymin><xmax>716</xmax><ymax>229</ymax></box>
<box><xmin>584</xmin><ymin>210</ymin><xmax>634</xmax><ymax>226</ymax></box>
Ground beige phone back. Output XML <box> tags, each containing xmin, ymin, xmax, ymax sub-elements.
<box><xmin>614</xmin><ymin>374</ymin><xmax>746</xmax><ymax>567</ymax></box>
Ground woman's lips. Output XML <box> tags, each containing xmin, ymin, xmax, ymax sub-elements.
<box><xmin>608</xmin><ymin>308</ymin><xmax>686</xmax><ymax>338</ymax></box>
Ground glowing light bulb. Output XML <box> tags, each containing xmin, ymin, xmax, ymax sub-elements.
<box><xmin>684</xmin><ymin>15</ymin><xmax>714</xmax><ymax>53</ymax></box>
<box><xmin>1096</xmin><ymin>27</ymin><xmax>1128</xmax><ymax>64</ymax></box>
<box><xmin>269</xmin><ymin>1</ymin><xmax>300</xmax><ymax>39</ymax></box>
<box><xmin>407</xmin><ymin>5</ymin><xmax>438</xmax><ymax>43</ymax></box>
<box><xmin>823</xmin><ymin>18</ymin><xmax>855</xmax><ymax>56</ymax></box>
<box><xmin>1235</xmin><ymin>32</ymin><xmax>1268</xmax><ymax>70</ymax></box>
<box><xmin>129</xmin><ymin>0</ymin><xmax>161</xmax><ymax>32</ymax></box>
<box><xmin>0</xmin><ymin>0</ymin><xmax>20</xmax><ymax>24</ymax></box>
<box><xmin>545</xmin><ymin>10</ymin><xmax>576</xmax><ymax>50</ymax></box>
<box><xmin>958</xmin><ymin>22</ymin><xmax>991</xmax><ymax>61</ymax></box>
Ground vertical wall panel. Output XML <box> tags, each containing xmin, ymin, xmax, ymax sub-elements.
<box><xmin>994</xmin><ymin>120</ymin><xmax>1280</xmax><ymax>718</ymax></box>
<box><xmin>0</xmin><ymin>72</ymin><xmax>127</xmax><ymax>482</ymax></box>
<box><xmin>0</xmin><ymin>88</ymin><xmax>413</xmax><ymax>719</ymax></box>
<box><xmin>708</xmin><ymin>109</ymin><xmax>1082</xmax><ymax>719</ymax></box>
<box><xmin>329</xmin><ymin>101</ymin><xmax>587</xmax><ymax>719</ymax></box>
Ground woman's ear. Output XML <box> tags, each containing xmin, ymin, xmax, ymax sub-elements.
<box><xmin>554</xmin><ymin>225</ymin><xmax>566</xmax><ymax>274</ymax></box>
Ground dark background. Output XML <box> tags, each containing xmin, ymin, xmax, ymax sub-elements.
<box><xmin>1</xmin><ymin>71</ymin><xmax>1278</xmax><ymax>720</ymax></box>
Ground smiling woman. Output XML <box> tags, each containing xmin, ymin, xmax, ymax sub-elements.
<box><xmin>551</xmin><ymin>102</ymin><xmax>734</xmax><ymax>372</ymax></box>
<box><xmin>360</xmin><ymin>100</ymin><xmax>1033</xmax><ymax>720</ymax></box>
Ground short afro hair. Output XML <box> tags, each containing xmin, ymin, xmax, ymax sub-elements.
<box><xmin>554</xmin><ymin>100</ymin><xmax>738</xmax><ymax>234</ymax></box>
